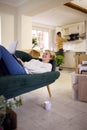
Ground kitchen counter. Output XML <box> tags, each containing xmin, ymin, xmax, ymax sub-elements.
<box><xmin>63</xmin><ymin>51</ymin><xmax>76</xmax><ymax>68</ymax></box>
<box><xmin>63</xmin><ymin>51</ymin><xmax>86</xmax><ymax>68</ymax></box>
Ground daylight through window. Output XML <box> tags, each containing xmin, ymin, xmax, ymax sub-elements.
<box><xmin>32</xmin><ymin>30</ymin><xmax>48</xmax><ymax>50</ymax></box>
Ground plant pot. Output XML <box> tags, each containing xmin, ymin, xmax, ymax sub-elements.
<box><xmin>3</xmin><ymin>108</ymin><xmax>17</xmax><ymax>130</ymax></box>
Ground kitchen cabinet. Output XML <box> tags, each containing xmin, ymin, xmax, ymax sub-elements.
<box><xmin>62</xmin><ymin>25</ymin><xmax>78</xmax><ymax>35</ymax></box>
<box><xmin>61</xmin><ymin>22</ymin><xmax>85</xmax><ymax>36</ymax></box>
<box><xmin>62</xmin><ymin>51</ymin><xmax>76</xmax><ymax>68</ymax></box>
<box><xmin>78</xmin><ymin>22</ymin><xmax>86</xmax><ymax>34</ymax></box>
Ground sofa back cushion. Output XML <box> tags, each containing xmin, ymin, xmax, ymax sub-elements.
<box><xmin>15</xmin><ymin>50</ymin><xmax>33</xmax><ymax>62</ymax></box>
<box><xmin>50</xmin><ymin>60</ymin><xmax>56</xmax><ymax>71</ymax></box>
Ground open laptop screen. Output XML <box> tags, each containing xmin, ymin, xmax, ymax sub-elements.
<box><xmin>8</xmin><ymin>41</ymin><xmax>18</xmax><ymax>54</ymax></box>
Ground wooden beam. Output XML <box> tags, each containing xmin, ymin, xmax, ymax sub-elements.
<box><xmin>64</xmin><ymin>2</ymin><xmax>87</xmax><ymax>14</ymax></box>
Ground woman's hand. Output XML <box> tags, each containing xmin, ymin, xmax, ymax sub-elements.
<box><xmin>17</xmin><ymin>58</ymin><xmax>24</xmax><ymax>66</ymax></box>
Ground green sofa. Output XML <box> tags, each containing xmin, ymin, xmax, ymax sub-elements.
<box><xmin>0</xmin><ymin>50</ymin><xmax>60</xmax><ymax>99</ymax></box>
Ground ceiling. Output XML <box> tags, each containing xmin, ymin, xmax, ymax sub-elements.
<box><xmin>32</xmin><ymin>4</ymin><xmax>87</xmax><ymax>27</ymax></box>
<box><xmin>0</xmin><ymin>0</ymin><xmax>27</xmax><ymax>7</ymax></box>
<box><xmin>71</xmin><ymin>0</ymin><xmax>87</xmax><ymax>9</ymax></box>
<box><xmin>0</xmin><ymin>0</ymin><xmax>87</xmax><ymax>27</ymax></box>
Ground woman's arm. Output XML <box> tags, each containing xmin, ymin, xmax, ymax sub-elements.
<box><xmin>17</xmin><ymin>58</ymin><xmax>24</xmax><ymax>66</ymax></box>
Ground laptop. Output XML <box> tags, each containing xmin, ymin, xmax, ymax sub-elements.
<box><xmin>8</xmin><ymin>41</ymin><xmax>18</xmax><ymax>54</ymax></box>
<box><xmin>8</xmin><ymin>41</ymin><xmax>23</xmax><ymax>66</ymax></box>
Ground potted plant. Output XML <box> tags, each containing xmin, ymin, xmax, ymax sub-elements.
<box><xmin>0</xmin><ymin>95</ymin><xmax>22</xmax><ymax>130</ymax></box>
<box><xmin>0</xmin><ymin>96</ymin><xmax>6</xmax><ymax>130</ymax></box>
<box><xmin>55</xmin><ymin>55</ymin><xmax>64</xmax><ymax>70</ymax></box>
<box><xmin>32</xmin><ymin>38</ymin><xmax>38</xmax><ymax>48</ymax></box>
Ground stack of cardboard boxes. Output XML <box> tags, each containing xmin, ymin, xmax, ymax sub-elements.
<box><xmin>71</xmin><ymin>54</ymin><xmax>87</xmax><ymax>102</ymax></box>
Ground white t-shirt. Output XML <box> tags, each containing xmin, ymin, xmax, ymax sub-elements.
<box><xmin>24</xmin><ymin>59</ymin><xmax>52</xmax><ymax>74</ymax></box>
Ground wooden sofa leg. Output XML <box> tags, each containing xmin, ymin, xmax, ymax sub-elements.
<box><xmin>47</xmin><ymin>85</ymin><xmax>52</xmax><ymax>97</ymax></box>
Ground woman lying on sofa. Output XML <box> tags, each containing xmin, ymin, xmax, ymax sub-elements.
<box><xmin>0</xmin><ymin>45</ymin><xmax>55</xmax><ymax>75</ymax></box>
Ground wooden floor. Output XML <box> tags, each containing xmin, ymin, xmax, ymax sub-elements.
<box><xmin>14</xmin><ymin>68</ymin><xmax>87</xmax><ymax>130</ymax></box>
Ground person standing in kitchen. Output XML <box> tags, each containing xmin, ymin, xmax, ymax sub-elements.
<box><xmin>55</xmin><ymin>31</ymin><xmax>67</xmax><ymax>56</ymax></box>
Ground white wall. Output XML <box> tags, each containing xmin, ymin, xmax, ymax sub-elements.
<box><xmin>1</xmin><ymin>13</ymin><xmax>14</xmax><ymax>47</ymax></box>
<box><xmin>21</xmin><ymin>15</ymin><xmax>32</xmax><ymax>50</ymax></box>
<box><xmin>0</xmin><ymin>13</ymin><xmax>32</xmax><ymax>50</ymax></box>
<box><xmin>0</xmin><ymin>3</ymin><xmax>18</xmax><ymax>47</ymax></box>
<box><xmin>0</xmin><ymin>3</ymin><xmax>32</xmax><ymax>50</ymax></box>
<box><xmin>48</xmin><ymin>29</ymin><xmax>56</xmax><ymax>51</ymax></box>
<box><xmin>0</xmin><ymin>3</ymin><xmax>56</xmax><ymax>51</ymax></box>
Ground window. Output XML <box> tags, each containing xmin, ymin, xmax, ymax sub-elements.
<box><xmin>32</xmin><ymin>30</ymin><xmax>48</xmax><ymax>49</ymax></box>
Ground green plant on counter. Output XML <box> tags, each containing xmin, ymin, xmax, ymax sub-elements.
<box><xmin>55</xmin><ymin>55</ymin><xmax>64</xmax><ymax>66</ymax></box>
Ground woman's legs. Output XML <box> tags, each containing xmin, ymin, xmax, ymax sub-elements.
<box><xmin>0</xmin><ymin>45</ymin><xmax>26</xmax><ymax>75</ymax></box>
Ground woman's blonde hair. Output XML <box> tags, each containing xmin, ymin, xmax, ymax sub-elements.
<box><xmin>45</xmin><ymin>50</ymin><xmax>56</xmax><ymax>60</ymax></box>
